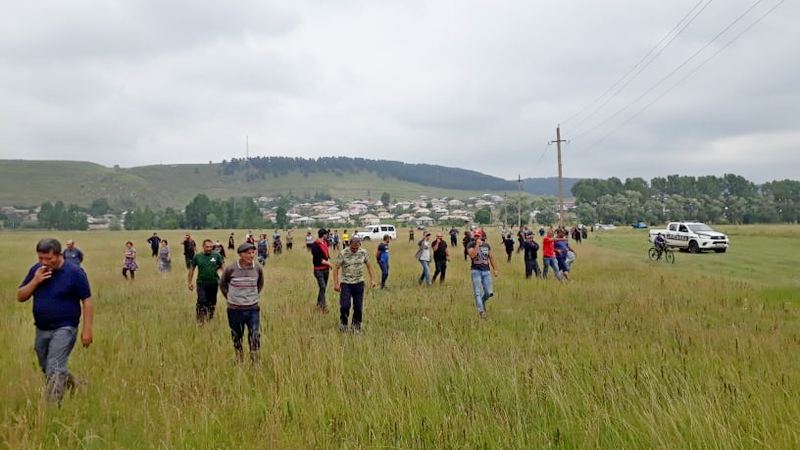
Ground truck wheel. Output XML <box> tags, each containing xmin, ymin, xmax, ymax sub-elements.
<box><xmin>688</xmin><ymin>241</ymin><xmax>700</xmax><ymax>254</ymax></box>
<box><xmin>363</xmin><ymin>237</ymin><xmax>370</xmax><ymax>241</ymax></box>
<box><xmin>714</xmin><ymin>248</ymin><xmax>726</xmax><ymax>253</ymax></box>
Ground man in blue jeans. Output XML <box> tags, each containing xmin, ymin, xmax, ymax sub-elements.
<box><xmin>17</xmin><ymin>238</ymin><xmax>94</xmax><ymax>404</ymax></box>
<box><xmin>467</xmin><ymin>234</ymin><xmax>499</xmax><ymax>319</ymax></box>
<box><xmin>220</xmin><ymin>242</ymin><xmax>264</xmax><ymax>363</ymax></box>
<box><xmin>375</xmin><ymin>234</ymin><xmax>391</xmax><ymax>289</ymax></box>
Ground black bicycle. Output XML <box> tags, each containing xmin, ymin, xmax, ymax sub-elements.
<box><xmin>648</xmin><ymin>245</ymin><xmax>675</xmax><ymax>264</ymax></box>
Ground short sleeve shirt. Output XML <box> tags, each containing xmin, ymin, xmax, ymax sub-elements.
<box><xmin>335</xmin><ymin>247</ymin><xmax>369</xmax><ymax>284</ymax></box>
<box><xmin>192</xmin><ymin>251</ymin><xmax>224</xmax><ymax>283</ymax></box>
<box><xmin>20</xmin><ymin>262</ymin><xmax>91</xmax><ymax>330</ymax></box>
<box><xmin>469</xmin><ymin>242</ymin><xmax>492</xmax><ymax>271</ymax></box>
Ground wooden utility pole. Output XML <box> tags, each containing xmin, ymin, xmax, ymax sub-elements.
<box><xmin>550</xmin><ymin>126</ymin><xmax>567</xmax><ymax>225</ymax></box>
<box><xmin>246</xmin><ymin>135</ymin><xmax>249</xmax><ymax>159</ymax></box>
<box><xmin>503</xmin><ymin>192</ymin><xmax>508</xmax><ymax>227</ymax></box>
<box><xmin>517</xmin><ymin>174</ymin><xmax>523</xmax><ymax>228</ymax></box>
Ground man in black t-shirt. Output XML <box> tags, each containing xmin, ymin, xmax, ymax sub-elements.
<box><xmin>522</xmin><ymin>232</ymin><xmax>541</xmax><ymax>279</ymax></box>
<box><xmin>431</xmin><ymin>233</ymin><xmax>449</xmax><ymax>284</ymax></box>
<box><xmin>147</xmin><ymin>233</ymin><xmax>161</xmax><ymax>257</ymax></box>
<box><xmin>182</xmin><ymin>234</ymin><xmax>196</xmax><ymax>269</ymax></box>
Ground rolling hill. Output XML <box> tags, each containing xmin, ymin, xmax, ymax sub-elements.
<box><xmin>0</xmin><ymin>158</ymin><xmax>578</xmax><ymax>209</ymax></box>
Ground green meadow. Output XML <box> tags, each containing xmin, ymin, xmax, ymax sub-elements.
<box><xmin>1</xmin><ymin>226</ymin><xmax>799</xmax><ymax>448</ymax></box>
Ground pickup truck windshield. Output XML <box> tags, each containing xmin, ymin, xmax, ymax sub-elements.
<box><xmin>687</xmin><ymin>224</ymin><xmax>713</xmax><ymax>233</ymax></box>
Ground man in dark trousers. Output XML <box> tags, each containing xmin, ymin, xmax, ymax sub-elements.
<box><xmin>431</xmin><ymin>232</ymin><xmax>449</xmax><ymax>284</ymax></box>
<box><xmin>310</xmin><ymin>229</ymin><xmax>333</xmax><ymax>312</ymax></box>
<box><xmin>147</xmin><ymin>233</ymin><xmax>161</xmax><ymax>257</ymax></box>
<box><xmin>522</xmin><ymin>232</ymin><xmax>541</xmax><ymax>279</ymax></box>
<box><xmin>220</xmin><ymin>242</ymin><xmax>264</xmax><ymax>363</ymax></box>
<box><xmin>182</xmin><ymin>234</ymin><xmax>196</xmax><ymax>269</ymax></box>
<box><xmin>503</xmin><ymin>233</ymin><xmax>515</xmax><ymax>262</ymax></box>
<box><xmin>188</xmin><ymin>239</ymin><xmax>224</xmax><ymax>323</ymax></box>
<box><xmin>333</xmin><ymin>237</ymin><xmax>376</xmax><ymax>334</ymax></box>
<box><xmin>17</xmin><ymin>238</ymin><xmax>94</xmax><ymax>404</ymax></box>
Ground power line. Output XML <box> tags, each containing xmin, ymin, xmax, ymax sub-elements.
<box><xmin>570</xmin><ymin>0</ymin><xmax>786</xmax><ymax>159</ymax></box>
<box><xmin>564</xmin><ymin>0</ymin><xmax>712</xmax><ymax>129</ymax></box>
<box><xmin>527</xmin><ymin>141</ymin><xmax>553</xmax><ymax>180</ymax></box>
<box><xmin>572</xmin><ymin>0</ymin><xmax>768</xmax><ymax>142</ymax></box>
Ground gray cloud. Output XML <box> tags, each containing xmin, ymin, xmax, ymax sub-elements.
<box><xmin>1</xmin><ymin>0</ymin><xmax>797</xmax><ymax>183</ymax></box>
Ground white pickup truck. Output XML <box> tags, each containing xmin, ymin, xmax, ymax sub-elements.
<box><xmin>649</xmin><ymin>222</ymin><xmax>729</xmax><ymax>253</ymax></box>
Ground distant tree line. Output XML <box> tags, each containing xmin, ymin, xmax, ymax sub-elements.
<box><xmin>221</xmin><ymin>156</ymin><xmax>516</xmax><ymax>191</ymax></box>
<box><xmin>571</xmin><ymin>175</ymin><xmax>800</xmax><ymax>225</ymax></box>
<box><xmin>125</xmin><ymin>195</ymin><xmax>270</xmax><ymax>230</ymax></box>
<box><xmin>39</xmin><ymin>201</ymin><xmax>89</xmax><ymax>230</ymax></box>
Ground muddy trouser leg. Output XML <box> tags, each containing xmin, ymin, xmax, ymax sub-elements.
<box><xmin>351</xmin><ymin>282</ymin><xmax>365</xmax><ymax>327</ymax></box>
<box><xmin>227</xmin><ymin>308</ymin><xmax>245</xmax><ymax>361</ymax></box>
<box><xmin>196</xmin><ymin>282</ymin><xmax>219</xmax><ymax>322</ymax></box>
<box><xmin>340</xmin><ymin>283</ymin><xmax>352</xmax><ymax>326</ymax></box>
<box><xmin>35</xmin><ymin>326</ymin><xmax>77</xmax><ymax>404</ymax></box>
<box><xmin>246</xmin><ymin>308</ymin><xmax>261</xmax><ymax>362</ymax></box>
<box><xmin>205</xmin><ymin>282</ymin><xmax>218</xmax><ymax>319</ymax></box>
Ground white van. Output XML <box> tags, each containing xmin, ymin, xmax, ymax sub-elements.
<box><xmin>354</xmin><ymin>224</ymin><xmax>397</xmax><ymax>241</ymax></box>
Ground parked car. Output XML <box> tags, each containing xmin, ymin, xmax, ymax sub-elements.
<box><xmin>354</xmin><ymin>224</ymin><xmax>397</xmax><ymax>241</ymax></box>
<box><xmin>631</xmin><ymin>222</ymin><xmax>648</xmax><ymax>229</ymax></box>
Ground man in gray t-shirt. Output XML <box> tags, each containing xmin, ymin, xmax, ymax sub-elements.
<box><xmin>220</xmin><ymin>243</ymin><xmax>264</xmax><ymax>363</ymax></box>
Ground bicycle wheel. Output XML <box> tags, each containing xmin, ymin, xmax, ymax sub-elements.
<box><xmin>665</xmin><ymin>250</ymin><xmax>675</xmax><ymax>264</ymax></box>
<box><xmin>648</xmin><ymin>247</ymin><xmax>659</xmax><ymax>261</ymax></box>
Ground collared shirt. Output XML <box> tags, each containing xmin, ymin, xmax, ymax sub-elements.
<box><xmin>20</xmin><ymin>261</ymin><xmax>91</xmax><ymax>330</ymax></box>
<box><xmin>335</xmin><ymin>247</ymin><xmax>369</xmax><ymax>284</ymax></box>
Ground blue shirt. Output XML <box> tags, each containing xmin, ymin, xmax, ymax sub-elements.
<box><xmin>554</xmin><ymin>239</ymin><xmax>569</xmax><ymax>259</ymax></box>
<box><xmin>20</xmin><ymin>261</ymin><xmax>91</xmax><ymax>330</ymax></box>
<box><xmin>63</xmin><ymin>248</ymin><xmax>84</xmax><ymax>266</ymax></box>
<box><xmin>377</xmin><ymin>242</ymin><xmax>389</xmax><ymax>264</ymax></box>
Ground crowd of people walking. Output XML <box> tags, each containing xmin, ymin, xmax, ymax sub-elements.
<box><xmin>16</xmin><ymin>224</ymin><xmax>585</xmax><ymax>404</ymax></box>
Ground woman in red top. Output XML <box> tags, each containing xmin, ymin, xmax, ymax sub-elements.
<box><xmin>541</xmin><ymin>230</ymin><xmax>561</xmax><ymax>280</ymax></box>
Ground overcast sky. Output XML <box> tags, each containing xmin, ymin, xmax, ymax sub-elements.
<box><xmin>1</xmin><ymin>0</ymin><xmax>797</xmax><ymax>183</ymax></box>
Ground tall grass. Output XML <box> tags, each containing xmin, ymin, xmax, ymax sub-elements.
<box><xmin>1</xmin><ymin>227</ymin><xmax>798</xmax><ymax>448</ymax></box>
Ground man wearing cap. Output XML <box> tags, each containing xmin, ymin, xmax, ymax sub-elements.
<box><xmin>220</xmin><ymin>242</ymin><xmax>264</xmax><ymax>363</ymax></box>
<box><xmin>333</xmin><ymin>236</ymin><xmax>376</xmax><ymax>333</ymax></box>
<box><xmin>310</xmin><ymin>228</ymin><xmax>333</xmax><ymax>312</ymax></box>
<box><xmin>62</xmin><ymin>240</ymin><xmax>84</xmax><ymax>268</ymax></box>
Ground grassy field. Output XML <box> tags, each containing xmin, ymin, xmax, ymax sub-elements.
<box><xmin>0</xmin><ymin>160</ymin><xmax>507</xmax><ymax>209</ymax></box>
<box><xmin>1</xmin><ymin>226</ymin><xmax>799</xmax><ymax>448</ymax></box>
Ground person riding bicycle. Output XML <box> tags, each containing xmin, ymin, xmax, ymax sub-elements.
<box><xmin>654</xmin><ymin>233</ymin><xmax>667</xmax><ymax>255</ymax></box>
